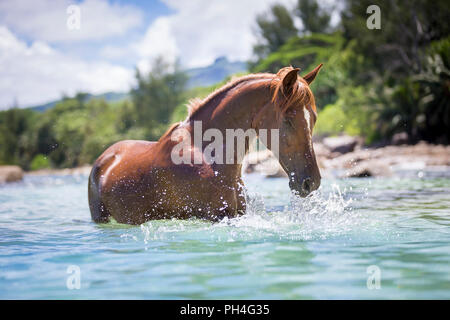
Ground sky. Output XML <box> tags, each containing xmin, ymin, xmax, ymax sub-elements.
<box><xmin>0</xmin><ymin>0</ymin><xmax>305</xmax><ymax>109</ymax></box>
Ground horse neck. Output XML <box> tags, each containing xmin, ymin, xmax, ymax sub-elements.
<box><xmin>185</xmin><ymin>78</ymin><xmax>277</xmax><ymax>173</ymax></box>
<box><xmin>188</xmin><ymin>78</ymin><xmax>275</xmax><ymax>134</ymax></box>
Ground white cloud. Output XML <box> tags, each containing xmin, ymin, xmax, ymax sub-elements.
<box><xmin>135</xmin><ymin>17</ymin><xmax>179</xmax><ymax>74</ymax></box>
<box><xmin>0</xmin><ymin>26</ymin><xmax>134</xmax><ymax>109</ymax></box>
<box><xmin>0</xmin><ymin>0</ymin><xmax>336</xmax><ymax>107</ymax></box>
<box><xmin>134</xmin><ymin>0</ymin><xmax>296</xmax><ymax>69</ymax></box>
<box><xmin>0</xmin><ymin>0</ymin><xmax>143</xmax><ymax>42</ymax></box>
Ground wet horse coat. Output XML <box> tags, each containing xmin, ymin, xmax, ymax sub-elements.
<box><xmin>88</xmin><ymin>65</ymin><xmax>323</xmax><ymax>224</ymax></box>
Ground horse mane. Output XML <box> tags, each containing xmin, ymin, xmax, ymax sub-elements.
<box><xmin>271</xmin><ymin>66</ymin><xmax>316</xmax><ymax>114</ymax></box>
<box><xmin>185</xmin><ymin>73</ymin><xmax>274</xmax><ymax>120</ymax></box>
<box><xmin>184</xmin><ymin>67</ymin><xmax>315</xmax><ymax>123</ymax></box>
<box><xmin>159</xmin><ymin>68</ymin><xmax>315</xmax><ymax>141</ymax></box>
<box><xmin>158</xmin><ymin>121</ymin><xmax>181</xmax><ymax>142</ymax></box>
<box><xmin>159</xmin><ymin>74</ymin><xmax>274</xmax><ymax>140</ymax></box>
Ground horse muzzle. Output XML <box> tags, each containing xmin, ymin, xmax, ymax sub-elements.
<box><xmin>289</xmin><ymin>176</ymin><xmax>320</xmax><ymax>197</ymax></box>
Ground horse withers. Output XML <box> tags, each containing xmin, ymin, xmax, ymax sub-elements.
<box><xmin>88</xmin><ymin>65</ymin><xmax>323</xmax><ymax>224</ymax></box>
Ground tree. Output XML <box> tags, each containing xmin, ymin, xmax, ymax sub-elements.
<box><xmin>0</xmin><ymin>108</ymin><xmax>35</xmax><ymax>166</ymax></box>
<box><xmin>341</xmin><ymin>0</ymin><xmax>450</xmax><ymax>143</ymax></box>
<box><xmin>296</xmin><ymin>0</ymin><xmax>332</xmax><ymax>34</ymax></box>
<box><xmin>131</xmin><ymin>57</ymin><xmax>188</xmax><ymax>140</ymax></box>
<box><xmin>341</xmin><ymin>0</ymin><xmax>450</xmax><ymax>78</ymax></box>
<box><xmin>251</xmin><ymin>4</ymin><xmax>298</xmax><ymax>64</ymax></box>
<box><xmin>250</xmin><ymin>0</ymin><xmax>334</xmax><ymax>67</ymax></box>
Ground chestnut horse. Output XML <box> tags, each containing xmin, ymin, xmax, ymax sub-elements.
<box><xmin>88</xmin><ymin>65</ymin><xmax>323</xmax><ymax>224</ymax></box>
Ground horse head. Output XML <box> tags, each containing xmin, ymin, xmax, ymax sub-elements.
<box><xmin>262</xmin><ymin>64</ymin><xmax>323</xmax><ymax>197</ymax></box>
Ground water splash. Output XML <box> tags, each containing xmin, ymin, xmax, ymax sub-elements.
<box><xmin>216</xmin><ymin>183</ymin><xmax>360</xmax><ymax>240</ymax></box>
<box><xmin>134</xmin><ymin>183</ymin><xmax>367</xmax><ymax>243</ymax></box>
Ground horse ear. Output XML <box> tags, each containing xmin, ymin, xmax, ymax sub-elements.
<box><xmin>282</xmin><ymin>68</ymin><xmax>300</xmax><ymax>95</ymax></box>
<box><xmin>302</xmin><ymin>63</ymin><xmax>323</xmax><ymax>85</ymax></box>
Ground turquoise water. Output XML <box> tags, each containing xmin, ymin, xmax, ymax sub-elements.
<box><xmin>0</xmin><ymin>169</ymin><xmax>449</xmax><ymax>299</ymax></box>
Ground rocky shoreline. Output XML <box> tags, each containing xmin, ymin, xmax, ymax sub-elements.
<box><xmin>26</xmin><ymin>165</ymin><xmax>92</xmax><ymax>177</ymax></box>
<box><xmin>244</xmin><ymin>137</ymin><xmax>450</xmax><ymax>178</ymax></box>
<box><xmin>0</xmin><ymin>165</ymin><xmax>92</xmax><ymax>184</ymax></box>
<box><xmin>1</xmin><ymin>138</ymin><xmax>449</xmax><ymax>183</ymax></box>
<box><xmin>319</xmin><ymin>141</ymin><xmax>450</xmax><ymax>178</ymax></box>
<box><xmin>0</xmin><ymin>165</ymin><xmax>24</xmax><ymax>183</ymax></box>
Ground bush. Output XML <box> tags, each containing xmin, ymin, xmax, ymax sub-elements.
<box><xmin>315</xmin><ymin>101</ymin><xmax>360</xmax><ymax>137</ymax></box>
<box><xmin>30</xmin><ymin>154</ymin><xmax>50</xmax><ymax>171</ymax></box>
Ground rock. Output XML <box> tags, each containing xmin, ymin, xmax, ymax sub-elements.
<box><xmin>0</xmin><ymin>165</ymin><xmax>24</xmax><ymax>183</ymax></box>
<box><xmin>312</xmin><ymin>142</ymin><xmax>331</xmax><ymax>158</ymax></box>
<box><xmin>321</xmin><ymin>149</ymin><xmax>372</xmax><ymax>170</ymax></box>
<box><xmin>344</xmin><ymin>160</ymin><xmax>392</xmax><ymax>178</ymax></box>
<box><xmin>26</xmin><ymin>165</ymin><xmax>92</xmax><ymax>176</ymax></box>
<box><xmin>243</xmin><ymin>149</ymin><xmax>287</xmax><ymax>177</ymax></box>
<box><xmin>322</xmin><ymin>135</ymin><xmax>362</xmax><ymax>154</ymax></box>
<box><xmin>260</xmin><ymin>159</ymin><xmax>287</xmax><ymax>178</ymax></box>
<box><xmin>243</xmin><ymin>149</ymin><xmax>273</xmax><ymax>174</ymax></box>
<box><xmin>244</xmin><ymin>140</ymin><xmax>449</xmax><ymax>179</ymax></box>
<box><xmin>391</xmin><ymin>132</ymin><xmax>409</xmax><ymax>145</ymax></box>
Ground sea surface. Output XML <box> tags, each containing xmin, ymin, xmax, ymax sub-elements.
<box><xmin>0</xmin><ymin>168</ymin><xmax>449</xmax><ymax>299</ymax></box>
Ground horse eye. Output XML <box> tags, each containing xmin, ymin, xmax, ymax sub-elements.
<box><xmin>284</xmin><ymin>118</ymin><xmax>295</xmax><ymax>128</ymax></box>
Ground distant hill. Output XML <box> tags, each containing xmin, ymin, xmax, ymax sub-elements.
<box><xmin>185</xmin><ymin>56</ymin><xmax>247</xmax><ymax>88</ymax></box>
<box><xmin>29</xmin><ymin>92</ymin><xmax>129</xmax><ymax>112</ymax></box>
<box><xmin>27</xmin><ymin>56</ymin><xmax>247</xmax><ymax>112</ymax></box>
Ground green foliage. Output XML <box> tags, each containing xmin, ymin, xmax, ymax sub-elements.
<box><xmin>30</xmin><ymin>154</ymin><xmax>50</xmax><ymax>171</ymax></box>
<box><xmin>252</xmin><ymin>0</ymin><xmax>449</xmax><ymax>144</ymax></box>
<box><xmin>314</xmin><ymin>104</ymin><xmax>348</xmax><ymax>136</ymax></box>
<box><xmin>315</xmin><ymin>85</ymin><xmax>377</xmax><ymax>142</ymax></box>
<box><xmin>374</xmin><ymin>37</ymin><xmax>450</xmax><ymax>143</ymax></box>
<box><xmin>131</xmin><ymin>57</ymin><xmax>188</xmax><ymax>140</ymax></box>
<box><xmin>0</xmin><ymin>108</ymin><xmax>36</xmax><ymax>166</ymax></box>
<box><xmin>0</xmin><ymin>58</ymin><xmax>191</xmax><ymax>169</ymax></box>
<box><xmin>296</xmin><ymin>0</ymin><xmax>332</xmax><ymax>34</ymax></box>
<box><xmin>415</xmin><ymin>38</ymin><xmax>450</xmax><ymax>143</ymax></box>
<box><xmin>0</xmin><ymin>97</ymin><xmax>139</xmax><ymax>169</ymax></box>
<box><xmin>342</xmin><ymin>0</ymin><xmax>450</xmax><ymax>78</ymax></box>
<box><xmin>253</xmin><ymin>33</ymin><xmax>343</xmax><ymax>73</ymax></box>
<box><xmin>250</xmin><ymin>0</ymin><xmax>334</xmax><ymax>68</ymax></box>
<box><xmin>0</xmin><ymin>0</ymin><xmax>448</xmax><ymax>171</ymax></box>
<box><xmin>252</xmin><ymin>4</ymin><xmax>298</xmax><ymax>64</ymax></box>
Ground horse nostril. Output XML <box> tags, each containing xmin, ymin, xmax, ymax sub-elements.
<box><xmin>302</xmin><ymin>178</ymin><xmax>313</xmax><ymax>193</ymax></box>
